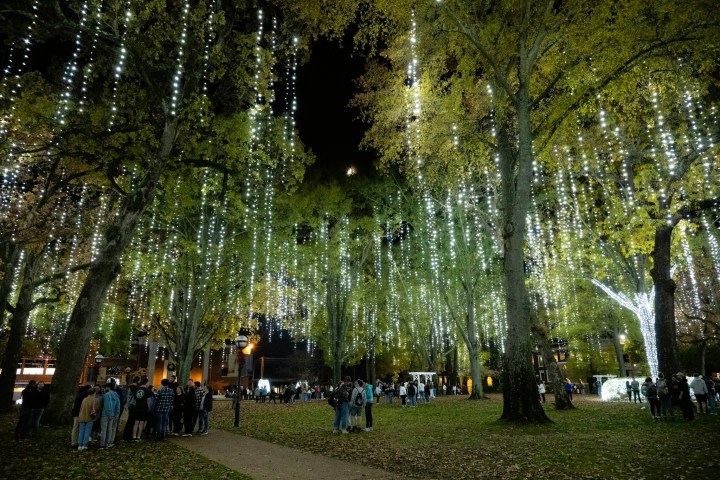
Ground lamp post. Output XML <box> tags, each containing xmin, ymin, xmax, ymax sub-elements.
<box><xmin>94</xmin><ymin>354</ymin><xmax>104</xmax><ymax>384</ymax></box>
<box><xmin>234</xmin><ymin>334</ymin><xmax>248</xmax><ymax>428</ymax></box>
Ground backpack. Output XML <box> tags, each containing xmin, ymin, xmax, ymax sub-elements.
<box><xmin>646</xmin><ymin>383</ymin><xmax>658</xmax><ymax>398</ymax></box>
<box><xmin>127</xmin><ymin>387</ymin><xmax>137</xmax><ymax>406</ymax></box>
<box><xmin>353</xmin><ymin>388</ymin><xmax>363</xmax><ymax>407</ymax></box>
<box><xmin>328</xmin><ymin>394</ymin><xmax>337</xmax><ymax>408</ymax></box>
<box><xmin>656</xmin><ymin>379</ymin><xmax>669</xmax><ymax>396</ymax></box>
<box><xmin>641</xmin><ymin>384</ymin><xmax>648</xmax><ymax>396</ymax></box>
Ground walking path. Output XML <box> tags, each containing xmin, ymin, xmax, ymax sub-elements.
<box><xmin>170</xmin><ymin>429</ymin><xmax>395</xmax><ymax>480</ymax></box>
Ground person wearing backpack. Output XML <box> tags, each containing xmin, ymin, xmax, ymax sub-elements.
<box><xmin>643</xmin><ymin>377</ymin><xmax>659</xmax><ymax>420</ymax></box>
<box><xmin>364</xmin><ymin>379</ymin><xmax>374</xmax><ymax>432</ymax></box>
<box><xmin>349</xmin><ymin>379</ymin><xmax>366</xmax><ymax>433</ymax></box>
<box><xmin>656</xmin><ymin>372</ymin><xmax>673</xmax><ymax>419</ymax></box>
<box><xmin>332</xmin><ymin>381</ymin><xmax>350</xmax><ymax>434</ymax></box>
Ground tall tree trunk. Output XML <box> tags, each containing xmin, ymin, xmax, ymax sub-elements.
<box><xmin>498</xmin><ymin>92</ymin><xmax>549</xmax><ymax>423</ymax></box>
<box><xmin>651</xmin><ymin>224</ymin><xmax>679</xmax><ymax>378</ymax></box>
<box><xmin>698</xmin><ymin>340</ymin><xmax>706</xmax><ymax>376</ymax></box>
<box><xmin>45</xmin><ymin>122</ymin><xmax>177</xmax><ymax>425</ymax></box>
<box><xmin>610</xmin><ymin>312</ymin><xmax>626</xmax><ymax>377</ymax></box>
<box><xmin>0</xmin><ymin>252</ymin><xmax>40</xmax><ymax>412</ymax></box>
<box><xmin>466</xmin><ymin>301</ymin><xmax>485</xmax><ymax>400</ymax></box>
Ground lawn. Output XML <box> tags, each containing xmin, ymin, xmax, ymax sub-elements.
<box><xmin>213</xmin><ymin>394</ymin><xmax>719</xmax><ymax>479</ymax></box>
<box><xmin>0</xmin><ymin>411</ymin><xmax>249</xmax><ymax>480</ymax></box>
<box><xmin>2</xmin><ymin>395</ymin><xmax>717</xmax><ymax>480</ymax></box>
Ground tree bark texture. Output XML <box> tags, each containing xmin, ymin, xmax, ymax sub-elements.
<box><xmin>651</xmin><ymin>224</ymin><xmax>680</xmax><ymax>378</ymax></box>
<box><xmin>45</xmin><ymin>122</ymin><xmax>177</xmax><ymax>425</ymax></box>
<box><xmin>498</xmin><ymin>90</ymin><xmax>550</xmax><ymax>423</ymax></box>
<box><xmin>0</xmin><ymin>252</ymin><xmax>40</xmax><ymax>412</ymax></box>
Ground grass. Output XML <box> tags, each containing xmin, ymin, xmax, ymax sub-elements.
<box><xmin>2</xmin><ymin>395</ymin><xmax>717</xmax><ymax>479</ymax></box>
<box><xmin>213</xmin><ymin>394</ymin><xmax>720</xmax><ymax>479</ymax></box>
<box><xmin>0</xmin><ymin>411</ymin><xmax>250</xmax><ymax>480</ymax></box>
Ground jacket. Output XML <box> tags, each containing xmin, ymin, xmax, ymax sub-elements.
<box><xmin>78</xmin><ymin>394</ymin><xmax>100</xmax><ymax>423</ymax></box>
<box><xmin>201</xmin><ymin>391</ymin><xmax>213</xmax><ymax>412</ymax></box>
<box><xmin>102</xmin><ymin>390</ymin><xmax>121</xmax><ymax>417</ymax></box>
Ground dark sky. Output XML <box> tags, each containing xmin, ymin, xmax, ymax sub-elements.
<box><xmin>295</xmin><ymin>40</ymin><xmax>374</xmax><ymax>179</ymax></box>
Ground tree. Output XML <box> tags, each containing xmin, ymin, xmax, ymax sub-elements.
<box><xmin>1</xmin><ymin>0</ymin><xmax>300</xmax><ymax>424</ymax></box>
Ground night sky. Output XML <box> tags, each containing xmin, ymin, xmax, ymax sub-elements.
<box><xmin>295</xmin><ymin>39</ymin><xmax>374</xmax><ymax>180</ymax></box>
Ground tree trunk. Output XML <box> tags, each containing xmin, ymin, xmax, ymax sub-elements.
<box><xmin>0</xmin><ymin>252</ymin><xmax>40</xmax><ymax>412</ymax></box>
<box><xmin>532</xmin><ymin>319</ymin><xmax>574</xmax><ymax>410</ymax></box>
<box><xmin>466</xmin><ymin>300</ymin><xmax>485</xmax><ymax>400</ymax></box>
<box><xmin>651</xmin><ymin>224</ymin><xmax>680</xmax><ymax>378</ymax></box>
<box><xmin>610</xmin><ymin>312</ymin><xmax>626</xmax><ymax>377</ymax></box>
<box><xmin>45</xmin><ymin>121</ymin><xmax>177</xmax><ymax>425</ymax></box>
<box><xmin>498</xmin><ymin>91</ymin><xmax>550</xmax><ymax>423</ymax></box>
<box><xmin>698</xmin><ymin>340</ymin><xmax>706</xmax><ymax>376</ymax></box>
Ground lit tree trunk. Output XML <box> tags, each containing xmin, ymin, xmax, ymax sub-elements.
<box><xmin>651</xmin><ymin>224</ymin><xmax>680</xmax><ymax>378</ymax></box>
<box><xmin>0</xmin><ymin>252</ymin><xmax>40</xmax><ymax>412</ymax></box>
<box><xmin>326</xmin><ymin>275</ymin><xmax>349</xmax><ymax>385</ymax></box>
<box><xmin>498</xmin><ymin>86</ymin><xmax>550</xmax><ymax>422</ymax></box>
<box><xmin>466</xmin><ymin>301</ymin><xmax>484</xmax><ymax>400</ymax></box>
<box><xmin>609</xmin><ymin>311</ymin><xmax>626</xmax><ymax>377</ymax></box>
<box><xmin>45</xmin><ymin>121</ymin><xmax>177</xmax><ymax>425</ymax></box>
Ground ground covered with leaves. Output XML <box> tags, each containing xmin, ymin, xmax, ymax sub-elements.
<box><xmin>0</xmin><ymin>411</ymin><xmax>249</xmax><ymax>480</ymax></box>
<box><xmin>214</xmin><ymin>394</ymin><xmax>719</xmax><ymax>480</ymax></box>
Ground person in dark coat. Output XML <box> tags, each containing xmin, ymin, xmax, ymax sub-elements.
<box><xmin>182</xmin><ymin>380</ymin><xmax>196</xmax><ymax>436</ymax></box>
<box><xmin>171</xmin><ymin>383</ymin><xmax>185</xmax><ymax>435</ymax></box>
<box><xmin>14</xmin><ymin>381</ymin><xmax>36</xmax><ymax>442</ymax></box>
<box><xmin>29</xmin><ymin>381</ymin><xmax>50</xmax><ymax>436</ymax></box>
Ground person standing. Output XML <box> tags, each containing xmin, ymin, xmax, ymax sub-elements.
<box><xmin>690</xmin><ymin>374</ymin><xmax>708</xmax><ymax>415</ymax></box>
<box><xmin>656</xmin><ymin>372</ymin><xmax>673</xmax><ymax>419</ymax></box>
<box><xmin>630</xmin><ymin>377</ymin><xmax>642</xmax><ymax>403</ymax></box>
<box><xmin>364</xmin><ymin>379</ymin><xmax>374</xmax><ymax>432</ymax></box>
<box><xmin>643</xmin><ymin>377</ymin><xmax>659</xmax><ymax>420</ymax></box>
<box><xmin>132</xmin><ymin>378</ymin><xmax>150</xmax><ymax>440</ymax></box>
<box><xmin>399</xmin><ymin>383</ymin><xmax>407</xmax><ymax>407</ymax></box>
<box><xmin>677</xmin><ymin>373</ymin><xmax>695</xmax><ymax>421</ymax></box>
<box><xmin>564</xmin><ymin>380</ymin><xmax>573</xmax><ymax>401</ymax></box>
<box><xmin>70</xmin><ymin>385</ymin><xmax>91</xmax><ymax>448</ymax></box>
<box><xmin>538</xmin><ymin>380</ymin><xmax>546</xmax><ymax>403</ymax></box>
<box><xmin>332</xmin><ymin>381</ymin><xmax>349</xmax><ymax>433</ymax></box>
<box><xmin>77</xmin><ymin>387</ymin><xmax>100</xmax><ymax>451</ymax></box>
<box><xmin>182</xmin><ymin>380</ymin><xmax>196</xmax><ymax>436</ymax></box>
<box><xmin>198</xmin><ymin>385</ymin><xmax>213</xmax><ymax>435</ymax></box>
<box><xmin>407</xmin><ymin>381</ymin><xmax>417</xmax><ymax>408</ymax></box>
<box><xmin>14</xmin><ymin>381</ymin><xmax>36</xmax><ymax>442</ymax></box>
<box><xmin>704</xmin><ymin>376</ymin><xmax>717</xmax><ymax>415</ymax></box>
<box><xmin>123</xmin><ymin>376</ymin><xmax>140</xmax><ymax>441</ymax></box>
<box><xmin>155</xmin><ymin>379</ymin><xmax>174</xmax><ymax>440</ymax></box>
<box><xmin>99</xmin><ymin>381</ymin><xmax>120</xmax><ymax>448</ymax></box>
<box><xmin>29</xmin><ymin>381</ymin><xmax>49</xmax><ymax>436</ymax></box>
<box><xmin>193</xmin><ymin>381</ymin><xmax>203</xmax><ymax>431</ymax></box>
<box><xmin>171</xmin><ymin>384</ymin><xmax>185</xmax><ymax>435</ymax></box>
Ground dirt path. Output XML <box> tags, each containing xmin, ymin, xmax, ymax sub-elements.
<box><xmin>170</xmin><ymin>429</ymin><xmax>396</xmax><ymax>480</ymax></box>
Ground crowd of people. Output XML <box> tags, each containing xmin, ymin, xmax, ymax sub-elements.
<box><xmin>328</xmin><ymin>377</ymin><xmax>443</xmax><ymax>433</ymax></box>
<box><xmin>637</xmin><ymin>372</ymin><xmax>718</xmax><ymax>421</ymax></box>
<box><xmin>63</xmin><ymin>376</ymin><xmax>214</xmax><ymax>451</ymax></box>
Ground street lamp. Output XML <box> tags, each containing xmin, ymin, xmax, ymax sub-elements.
<box><xmin>234</xmin><ymin>334</ymin><xmax>249</xmax><ymax>428</ymax></box>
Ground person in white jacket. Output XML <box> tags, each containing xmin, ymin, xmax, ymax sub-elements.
<box><xmin>690</xmin><ymin>374</ymin><xmax>709</xmax><ymax>414</ymax></box>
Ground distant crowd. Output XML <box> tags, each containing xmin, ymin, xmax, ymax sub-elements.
<box><xmin>327</xmin><ymin>377</ymin><xmax>440</xmax><ymax>433</ymax></box>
